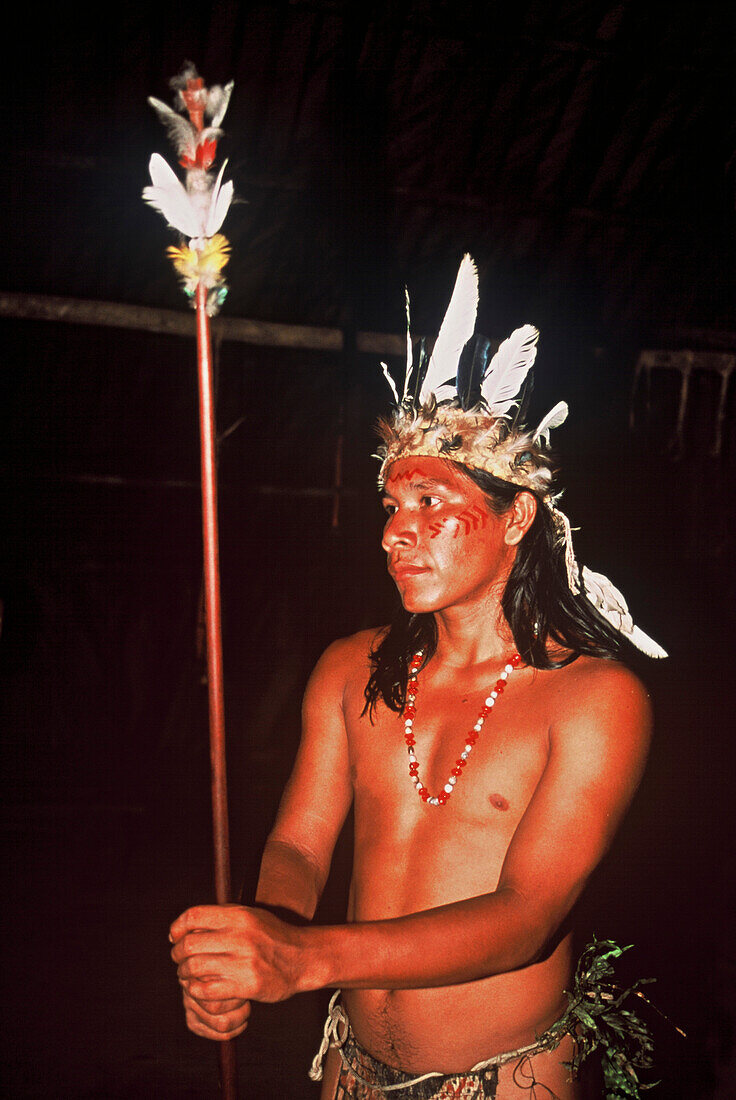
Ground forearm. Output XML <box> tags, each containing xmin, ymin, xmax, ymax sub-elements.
<box><xmin>294</xmin><ymin>887</ymin><xmax>552</xmax><ymax>994</ymax></box>
<box><xmin>255</xmin><ymin>835</ymin><xmax>327</xmax><ymax>922</ymax></box>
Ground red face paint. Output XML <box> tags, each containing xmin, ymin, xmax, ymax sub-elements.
<box><xmin>428</xmin><ymin>503</ymin><xmax>488</xmax><ymax>539</ymax></box>
<box><xmin>381</xmin><ymin>457</ymin><xmax>514</xmax><ymax>615</ymax></box>
<box><xmin>384</xmin><ymin>464</ymin><xmax>434</xmax><ymax>484</ymax></box>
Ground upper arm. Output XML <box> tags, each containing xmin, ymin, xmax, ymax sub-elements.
<box><xmin>264</xmin><ymin>636</ymin><xmax>357</xmax><ymax>885</ymax></box>
<box><xmin>497</xmin><ymin>662</ymin><xmax>652</xmax><ymax>943</ymax></box>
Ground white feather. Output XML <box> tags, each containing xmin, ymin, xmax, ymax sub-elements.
<box><xmin>629</xmin><ymin>626</ymin><xmax>668</xmax><ymax>660</ymax></box>
<box><xmin>143</xmin><ymin>153</ymin><xmax>202</xmax><ymax>238</ymax></box>
<box><xmin>480</xmin><ymin>324</ymin><xmax>539</xmax><ymax>417</ymax></box>
<box><xmin>419</xmin><ymin>254</ymin><xmax>478</xmax><ymax>404</ymax></box>
<box><xmin>210</xmin><ymin>81</ymin><xmax>235</xmax><ymax>127</ymax></box>
<box><xmin>143</xmin><ymin>153</ymin><xmax>233</xmax><ymax>244</ymax></box>
<box><xmin>532</xmin><ymin>400</ymin><xmax>569</xmax><ymax>446</ymax></box>
<box><xmin>380</xmin><ymin>362</ymin><xmax>400</xmax><ymax>404</ymax></box>
<box><xmin>582</xmin><ymin>567</ymin><xmax>667</xmax><ymax>658</ymax></box>
<box><xmin>204</xmin><ymin>159</ymin><xmax>233</xmax><ymax>237</ymax></box>
<box><xmin>147</xmin><ymin>97</ymin><xmax>196</xmax><ymax>155</ymax></box>
<box><xmin>402</xmin><ymin>287</ymin><xmax>413</xmax><ymax>403</ymax></box>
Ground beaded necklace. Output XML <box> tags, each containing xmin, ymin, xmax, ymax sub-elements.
<box><xmin>402</xmin><ymin>650</ymin><xmax>522</xmax><ymax>806</ymax></box>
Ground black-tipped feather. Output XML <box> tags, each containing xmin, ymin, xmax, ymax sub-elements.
<box><xmin>510</xmin><ymin>372</ymin><xmax>535</xmax><ymax>430</ymax></box>
<box><xmin>460</xmin><ymin>335</ymin><xmax>492</xmax><ymax>410</ymax></box>
<box><xmin>412</xmin><ymin>338</ymin><xmax>429</xmax><ymax>408</ymax></box>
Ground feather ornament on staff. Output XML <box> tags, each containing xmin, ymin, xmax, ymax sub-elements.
<box><xmin>143</xmin><ymin>63</ymin><xmax>235</xmax><ymax>315</ymax></box>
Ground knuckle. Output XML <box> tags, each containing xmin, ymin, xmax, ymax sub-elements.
<box><xmin>187</xmin><ymin>954</ymin><xmax>203</xmax><ymax>976</ymax></box>
<box><xmin>185</xmin><ymin>1013</ymin><xmax>206</xmax><ymax>1037</ymax></box>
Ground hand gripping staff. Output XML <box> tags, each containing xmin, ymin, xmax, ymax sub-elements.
<box><xmin>143</xmin><ymin>64</ymin><xmax>237</xmax><ymax>1099</ymax></box>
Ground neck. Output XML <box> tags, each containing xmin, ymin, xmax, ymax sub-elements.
<box><xmin>432</xmin><ymin>584</ymin><xmax>514</xmax><ymax>669</ymax></box>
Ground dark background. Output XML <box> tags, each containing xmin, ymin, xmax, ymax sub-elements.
<box><xmin>2</xmin><ymin>2</ymin><xmax>735</xmax><ymax>1097</ymax></box>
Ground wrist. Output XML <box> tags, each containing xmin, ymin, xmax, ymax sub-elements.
<box><xmin>255</xmin><ymin>902</ymin><xmax>311</xmax><ymax>926</ymax></box>
<box><xmin>292</xmin><ymin>923</ymin><xmax>340</xmax><ymax>994</ymax></box>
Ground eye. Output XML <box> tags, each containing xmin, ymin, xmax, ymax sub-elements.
<box><xmin>421</xmin><ymin>495</ymin><xmax>442</xmax><ymax>508</ymax></box>
<box><xmin>382</xmin><ymin>500</ymin><xmax>397</xmax><ymax>515</ymax></box>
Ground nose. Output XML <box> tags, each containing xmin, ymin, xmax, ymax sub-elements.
<box><xmin>381</xmin><ymin>509</ymin><xmax>418</xmax><ymax>553</ymax></box>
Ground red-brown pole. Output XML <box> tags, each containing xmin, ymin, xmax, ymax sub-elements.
<box><xmin>195</xmin><ymin>281</ymin><xmax>237</xmax><ymax>1098</ymax></box>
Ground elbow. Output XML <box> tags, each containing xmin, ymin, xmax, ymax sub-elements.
<box><xmin>256</xmin><ymin>835</ymin><xmax>329</xmax><ymax>919</ymax></box>
<box><xmin>494</xmin><ymin>885</ymin><xmax>568</xmax><ymax>973</ymax></box>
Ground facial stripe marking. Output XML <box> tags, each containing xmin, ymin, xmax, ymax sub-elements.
<box><xmin>455</xmin><ymin>504</ymin><xmax>487</xmax><ymax>536</ymax></box>
<box><xmin>428</xmin><ymin>504</ymin><xmax>488</xmax><ymax>539</ymax></box>
<box><xmin>385</xmin><ymin>466</ymin><xmax>435</xmax><ymax>486</ymax></box>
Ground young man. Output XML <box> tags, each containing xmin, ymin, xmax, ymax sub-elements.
<box><xmin>170</xmin><ymin>257</ymin><xmax>666</xmax><ymax>1098</ymax></box>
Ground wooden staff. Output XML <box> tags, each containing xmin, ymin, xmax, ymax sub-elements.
<box><xmin>143</xmin><ymin>67</ymin><xmax>239</xmax><ymax>1095</ymax></box>
<box><xmin>195</xmin><ymin>282</ymin><xmax>237</xmax><ymax>1097</ymax></box>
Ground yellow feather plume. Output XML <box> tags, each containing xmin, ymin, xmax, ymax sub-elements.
<box><xmin>167</xmin><ymin>234</ymin><xmax>231</xmax><ymax>293</ymax></box>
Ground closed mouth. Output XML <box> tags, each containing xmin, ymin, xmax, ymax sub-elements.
<box><xmin>390</xmin><ymin>562</ymin><xmax>429</xmax><ymax>577</ymax></box>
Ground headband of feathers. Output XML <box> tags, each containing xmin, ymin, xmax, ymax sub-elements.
<box><xmin>376</xmin><ymin>254</ymin><xmax>667</xmax><ymax>659</ymax></box>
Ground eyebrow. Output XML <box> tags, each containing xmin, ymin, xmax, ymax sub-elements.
<box><xmin>382</xmin><ymin>477</ymin><xmax>456</xmax><ymax>496</ymax></box>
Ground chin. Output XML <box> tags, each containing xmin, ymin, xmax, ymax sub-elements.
<box><xmin>398</xmin><ymin>592</ymin><xmax>441</xmax><ymax>615</ymax></box>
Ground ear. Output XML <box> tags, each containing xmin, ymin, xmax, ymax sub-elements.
<box><xmin>504</xmin><ymin>491</ymin><xmax>537</xmax><ymax>546</ymax></box>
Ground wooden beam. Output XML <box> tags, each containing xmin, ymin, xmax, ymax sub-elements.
<box><xmin>0</xmin><ymin>291</ymin><xmax>406</xmax><ymax>356</ymax></box>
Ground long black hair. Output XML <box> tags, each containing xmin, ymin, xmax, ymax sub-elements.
<box><xmin>364</xmin><ymin>464</ymin><xmax>628</xmax><ymax>717</ymax></box>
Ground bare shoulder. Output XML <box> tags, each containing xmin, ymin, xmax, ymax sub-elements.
<box><xmin>539</xmin><ymin>656</ymin><xmax>652</xmax><ymax>782</ymax></box>
<box><xmin>303</xmin><ymin>627</ymin><xmax>385</xmax><ymax>708</ymax></box>
<box><xmin>549</xmin><ymin>655</ymin><xmax>652</xmax><ymax>722</ymax></box>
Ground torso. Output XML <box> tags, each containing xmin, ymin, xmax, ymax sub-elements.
<box><xmin>333</xmin><ymin>630</ymin><xmax>594</xmax><ymax>1095</ymax></box>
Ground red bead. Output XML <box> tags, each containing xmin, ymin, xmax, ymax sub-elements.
<box><xmin>399</xmin><ymin>651</ymin><xmax>520</xmax><ymax>806</ymax></box>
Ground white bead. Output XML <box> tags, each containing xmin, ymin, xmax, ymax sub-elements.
<box><xmin>408</xmin><ymin>751</ymin><xmax>416</xmax><ymax>761</ymax></box>
<box><xmin>490</xmin><ymin>691</ymin><xmax>498</xmax><ymax>699</ymax></box>
<box><xmin>485</xmin><ymin>697</ymin><xmax>495</xmax><ymax>706</ymax></box>
<box><xmin>461</xmin><ymin>751</ymin><xmax>469</xmax><ymax>759</ymax></box>
<box><xmin>474</xmin><ymin>721</ymin><xmax>482</xmax><ymax>731</ymax></box>
<box><xmin>504</xmin><ymin>664</ymin><xmax>514</xmax><ymax>674</ymax></box>
<box><xmin>465</xmin><ymin>744</ymin><xmax>473</xmax><ymax>754</ymax></box>
<box><xmin>444</xmin><ymin>783</ymin><xmax>453</xmax><ymax>794</ymax></box>
<box><xmin>448</xmin><ymin>776</ymin><xmax>456</xmax><ymax>785</ymax></box>
<box><xmin>500</xmin><ymin>670</ymin><xmax>508</xmax><ymax>680</ymax></box>
<box><xmin>430</xmin><ymin>797</ymin><xmax>439</xmax><ymax>806</ymax></box>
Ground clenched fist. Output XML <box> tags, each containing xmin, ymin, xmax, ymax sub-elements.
<box><xmin>170</xmin><ymin>904</ymin><xmax>306</xmax><ymax>1039</ymax></box>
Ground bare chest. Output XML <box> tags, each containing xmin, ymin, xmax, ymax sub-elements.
<box><xmin>344</xmin><ymin>672</ymin><xmax>551</xmax><ymax>915</ymax></box>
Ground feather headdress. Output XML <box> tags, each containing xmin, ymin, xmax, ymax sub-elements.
<box><xmin>375</xmin><ymin>254</ymin><xmax>667</xmax><ymax>658</ymax></box>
